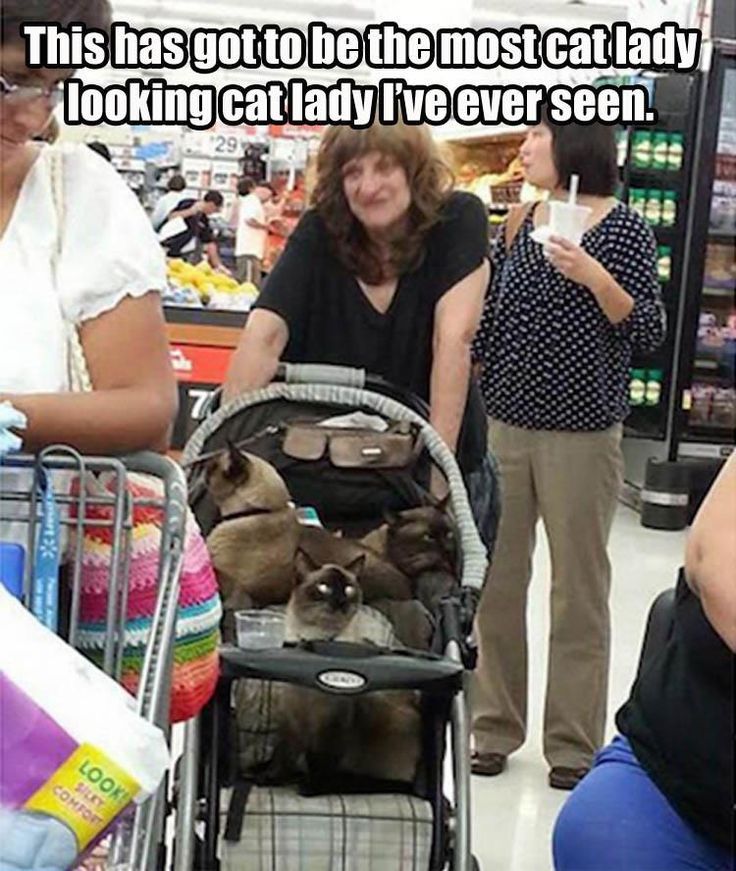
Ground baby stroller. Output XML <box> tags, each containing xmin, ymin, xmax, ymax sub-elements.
<box><xmin>173</xmin><ymin>364</ymin><xmax>491</xmax><ymax>871</ymax></box>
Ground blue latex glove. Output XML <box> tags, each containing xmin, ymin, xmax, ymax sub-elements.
<box><xmin>0</xmin><ymin>402</ymin><xmax>26</xmax><ymax>457</ymax></box>
<box><xmin>0</xmin><ymin>808</ymin><xmax>78</xmax><ymax>871</ymax></box>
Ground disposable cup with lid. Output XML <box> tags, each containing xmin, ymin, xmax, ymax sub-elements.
<box><xmin>548</xmin><ymin>201</ymin><xmax>592</xmax><ymax>246</ymax></box>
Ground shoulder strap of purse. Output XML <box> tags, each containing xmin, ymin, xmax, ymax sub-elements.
<box><xmin>49</xmin><ymin>146</ymin><xmax>93</xmax><ymax>393</ymax></box>
<box><xmin>504</xmin><ymin>202</ymin><xmax>535</xmax><ymax>253</ymax></box>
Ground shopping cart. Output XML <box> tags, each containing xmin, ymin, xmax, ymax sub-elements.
<box><xmin>0</xmin><ymin>447</ymin><xmax>188</xmax><ymax>871</ymax></box>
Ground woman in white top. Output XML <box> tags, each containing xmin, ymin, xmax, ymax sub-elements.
<box><xmin>0</xmin><ymin>0</ymin><xmax>177</xmax><ymax>455</ymax></box>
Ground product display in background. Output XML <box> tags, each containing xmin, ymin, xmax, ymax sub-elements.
<box><xmin>165</xmin><ymin>258</ymin><xmax>259</xmax><ymax>310</ymax></box>
<box><xmin>675</xmin><ymin>60</ymin><xmax>736</xmax><ymax>452</ymax></box>
<box><xmin>614</xmin><ymin>71</ymin><xmax>700</xmax><ymax>447</ymax></box>
<box><xmin>0</xmin><ymin>586</ymin><xmax>169</xmax><ymax>870</ymax></box>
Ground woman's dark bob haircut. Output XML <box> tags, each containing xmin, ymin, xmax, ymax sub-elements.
<box><xmin>540</xmin><ymin>104</ymin><xmax>619</xmax><ymax>197</ymax></box>
<box><xmin>2</xmin><ymin>1</ymin><xmax>112</xmax><ymax>45</ymax></box>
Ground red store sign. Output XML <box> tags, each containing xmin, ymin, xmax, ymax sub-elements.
<box><xmin>170</xmin><ymin>345</ymin><xmax>233</xmax><ymax>385</ymax></box>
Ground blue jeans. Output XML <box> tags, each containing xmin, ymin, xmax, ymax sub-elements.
<box><xmin>553</xmin><ymin>735</ymin><xmax>734</xmax><ymax>871</ymax></box>
<box><xmin>464</xmin><ymin>451</ymin><xmax>501</xmax><ymax>558</ymax></box>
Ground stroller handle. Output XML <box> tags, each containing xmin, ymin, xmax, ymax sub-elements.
<box><xmin>278</xmin><ymin>363</ymin><xmax>366</xmax><ymax>389</ymax></box>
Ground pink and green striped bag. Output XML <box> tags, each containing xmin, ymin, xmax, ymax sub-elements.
<box><xmin>73</xmin><ymin>472</ymin><xmax>221</xmax><ymax>723</ymax></box>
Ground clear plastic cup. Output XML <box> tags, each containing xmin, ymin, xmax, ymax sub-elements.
<box><xmin>235</xmin><ymin>610</ymin><xmax>285</xmax><ymax>650</ymax></box>
<box><xmin>548</xmin><ymin>202</ymin><xmax>592</xmax><ymax>245</ymax></box>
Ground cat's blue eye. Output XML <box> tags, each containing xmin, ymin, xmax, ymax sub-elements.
<box><xmin>346</xmin><ymin>586</ymin><xmax>356</xmax><ymax>598</ymax></box>
<box><xmin>317</xmin><ymin>583</ymin><xmax>330</xmax><ymax>595</ymax></box>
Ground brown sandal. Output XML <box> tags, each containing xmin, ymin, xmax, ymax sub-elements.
<box><xmin>470</xmin><ymin>750</ymin><xmax>507</xmax><ymax>776</ymax></box>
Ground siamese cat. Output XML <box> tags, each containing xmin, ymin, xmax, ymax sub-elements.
<box><xmin>297</xmin><ymin>525</ymin><xmax>413</xmax><ymax>603</ymax></box>
<box><xmin>204</xmin><ymin>443</ymin><xmax>301</xmax><ymax>610</ymax></box>
<box><xmin>278</xmin><ymin>550</ymin><xmax>421</xmax><ymax>794</ymax></box>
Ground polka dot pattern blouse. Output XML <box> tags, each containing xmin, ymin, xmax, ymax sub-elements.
<box><xmin>472</xmin><ymin>202</ymin><xmax>667</xmax><ymax>432</ymax></box>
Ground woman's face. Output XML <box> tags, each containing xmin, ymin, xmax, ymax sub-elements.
<box><xmin>0</xmin><ymin>43</ymin><xmax>65</xmax><ymax>155</ymax></box>
<box><xmin>341</xmin><ymin>150</ymin><xmax>411</xmax><ymax>236</ymax></box>
<box><xmin>519</xmin><ymin>124</ymin><xmax>558</xmax><ymax>191</ymax></box>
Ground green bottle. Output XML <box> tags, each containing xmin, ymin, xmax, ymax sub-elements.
<box><xmin>652</xmin><ymin>132</ymin><xmax>670</xmax><ymax>170</ymax></box>
<box><xmin>644</xmin><ymin>189</ymin><xmax>663</xmax><ymax>226</ymax></box>
<box><xmin>630</xmin><ymin>369</ymin><xmax>646</xmax><ymax>406</ymax></box>
<box><xmin>667</xmin><ymin>134</ymin><xmax>684</xmax><ymax>171</ymax></box>
<box><xmin>645</xmin><ymin>370</ymin><xmax>663</xmax><ymax>406</ymax></box>
<box><xmin>657</xmin><ymin>246</ymin><xmax>672</xmax><ymax>283</ymax></box>
<box><xmin>630</xmin><ymin>188</ymin><xmax>646</xmax><ymax>219</ymax></box>
<box><xmin>632</xmin><ymin>131</ymin><xmax>652</xmax><ymax>168</ymax></box>
<box><xmin>661</xmin><ymin>191</ymin><xmax>678</xmax><ymax>227</ymax></box>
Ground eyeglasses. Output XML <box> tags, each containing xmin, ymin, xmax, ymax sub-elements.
<box><xmin>0</xmin><ymin>75</ymin><xmax>64</xmax><ymax>108</ymax></box>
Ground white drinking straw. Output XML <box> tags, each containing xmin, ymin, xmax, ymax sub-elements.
<box><xmin>568</xmin><ymin>174</ymin><xmax>579</xmax><ymax>205</ymax></box>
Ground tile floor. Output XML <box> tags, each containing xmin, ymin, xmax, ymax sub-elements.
<box><xmin>469</xmin><ymin>504</ymin><xmax>687</xmax><ymax>871</ymax></box>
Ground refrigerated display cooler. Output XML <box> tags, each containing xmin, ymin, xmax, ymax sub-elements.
<box><xmin>622</xmin><ymin>43</ymin><xmax>736</xmax><ymax>506</ymax></box>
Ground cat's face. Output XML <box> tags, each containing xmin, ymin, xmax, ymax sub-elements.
<box><xmin>384</xmin><ymin>502</ymin><xmax>457</xmax><ymax>576</ymax></box>
<box><xmin>205</xmin><ymin>442</ymin><xmax>291</xmax><ymax>516</ymax></box>
<box><xmin>290</xmin><ymin>551</ymin><xmax>365</xmax><ymax>633</ymax></box>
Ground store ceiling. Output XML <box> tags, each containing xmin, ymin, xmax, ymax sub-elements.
<box><xmin>97</xmin><ymin>0</ymin><xmax>628</xmax><ymax>88</ymax></box>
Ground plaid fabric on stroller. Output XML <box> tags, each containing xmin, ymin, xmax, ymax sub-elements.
<box><xmin>174</xmin><ymin>364</ymin><xmax>492</xmax><ymax>871</ymax></box>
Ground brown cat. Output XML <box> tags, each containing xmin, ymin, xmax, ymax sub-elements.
<box><xmin>362</xmin><ymin>499</ymin><xmax>458</xmax><ymax>578</ymax></box>
<box><xmin>362</xmin><ymin>501</ymin><xmax>459</xmax><ymax>616</ymax></box>
<box><xmin>277</xmin><ymin>551</ymin><xmax>421</xmax><ymax>793</ymax></box>
<box><xmin>204</xmin><ymin>443</ymin><xmax>301</xmax><ymax>609</ymax></box>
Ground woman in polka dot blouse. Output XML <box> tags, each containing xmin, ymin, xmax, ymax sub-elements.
<box><xmin>471</xmin><ymin>108</ymin><xmax>666</xmax><ymax>791</ymax></box>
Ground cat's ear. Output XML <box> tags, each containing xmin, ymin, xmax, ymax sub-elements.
<box><xmin>383</xmin><ymin>508</ymin><xmax>402</xmax><ymax>528</ymax></box>
<box><xmin>224</xmin><ymin>441</ymin><xmax>251</xmax><ymax>482</ymax></box>
<box><xmin>345</xmin><ymin>554</ymin><xmax>366</xmax><ymax>579</ymax></box>
<box><xmin>294</xmin><ymin>548</ymin><xmax>318</xmax><ymax>583</ymax></box>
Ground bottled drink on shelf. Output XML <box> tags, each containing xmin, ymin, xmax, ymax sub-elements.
<box><xmin>645</xmin><ymin>369</ymin><xmax>663</xmax><ymax>406</ymax></box>
<box><xmin>667</xmin><ymin>133</ymin><xmax>684</xmax><ymax>171</ymax></box>
<box><xmin>661</xmin><ymin>191</ymin><xmax>678</xmax><ymax>227</ymax></box>
<box><xmin>632</xmin><ymin>131</ymin><xmax>652</xmax><ymax>168</ymax></box>
<box><xmin>630</xmin><ymin>369</ymin><xmax>646</xmax><ymax>406</ymax></box>
<box><xmin>645</xmin><ymin>189</ymin><xmax>663</xmax><ymax>226</ymax></box>
<box><xmin>652</xmin><ymin>132</ymin><xmax>670</xmax><ymax>170</ymax></box>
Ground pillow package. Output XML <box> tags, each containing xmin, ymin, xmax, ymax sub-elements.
<box><xmin>0</xmin><ymin>586</ymin><xmax>170</xmax><ymax>871</ymax></box>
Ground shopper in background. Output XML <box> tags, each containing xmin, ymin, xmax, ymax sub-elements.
<box><xmin>151</xmin><ymin>173</ymin><xmax>189</xmax><ymax>231</ymax></box>
<box><xmin>158</xmin><ymin>189</ymin><xmax>231</xmax><ymax>273</ymax></box>
<box><xmin>223</xmin><ymin>121</ymin><xmax>490</xmax><ymax>484</ymax></box>
<box><xmin>234</xmin><ymin>178</ymin><xmax>275</xmax><ymax>287</ymax></box>
<box><xmin>0</xmin><ymin>0</ymin><xmax>177</xmax><ymax>456</ymax></box>
<box><xmin>471</xmin><ymin>108</ymin><xmax>666</xmax><ymax>789</ymax></box>
<box><xmin>554</xmin><ymin>452</ymin><xmax>735</xmax><ymax>870</ymax></box>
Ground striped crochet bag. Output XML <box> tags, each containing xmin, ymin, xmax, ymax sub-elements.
<box><xmin>74</xmin><ymin>472</ymin><xmax>221</xmax><ymax>723</ymax></box>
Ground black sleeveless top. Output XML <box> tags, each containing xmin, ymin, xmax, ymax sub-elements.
<box><xmin>617</xmin><ymin>570</ymin><xmax>735</xmax><ymax>851</ymax></box>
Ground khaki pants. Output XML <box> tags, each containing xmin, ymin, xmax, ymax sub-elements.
<box><xmin>235</xmin><ymin>255</ymin><xmax>262</xmax><ymax>287</ymax></box>
<box><xmin>472</xmin><ymin>420</ymin><xmax>624</xmax><ymax>769</ymax></box>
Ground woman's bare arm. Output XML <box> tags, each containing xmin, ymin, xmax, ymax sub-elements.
<box><xmin>223</xmin><ymin>309</ymin><xmax>289</xmax><ymax>403</ymax></box>
<box><xmin>430</xmin><ymin>260</ymin><xmax>489</xmax><ymax>452</ymax></box>
<box><xmin>2</xmin><ymin>293</ymin><xmax>177</xmax><ymax>454</ymax></box>
<box><xmin>685</xmin><ymin>453</ymin><xmax>736</xmax><ymax>651</ymax></box>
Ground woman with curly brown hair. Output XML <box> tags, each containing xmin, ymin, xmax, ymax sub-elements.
<box><xmin>224</xmin><ymin>122</ymin><xmax>491</xmax><ymax>480</ymax></box>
